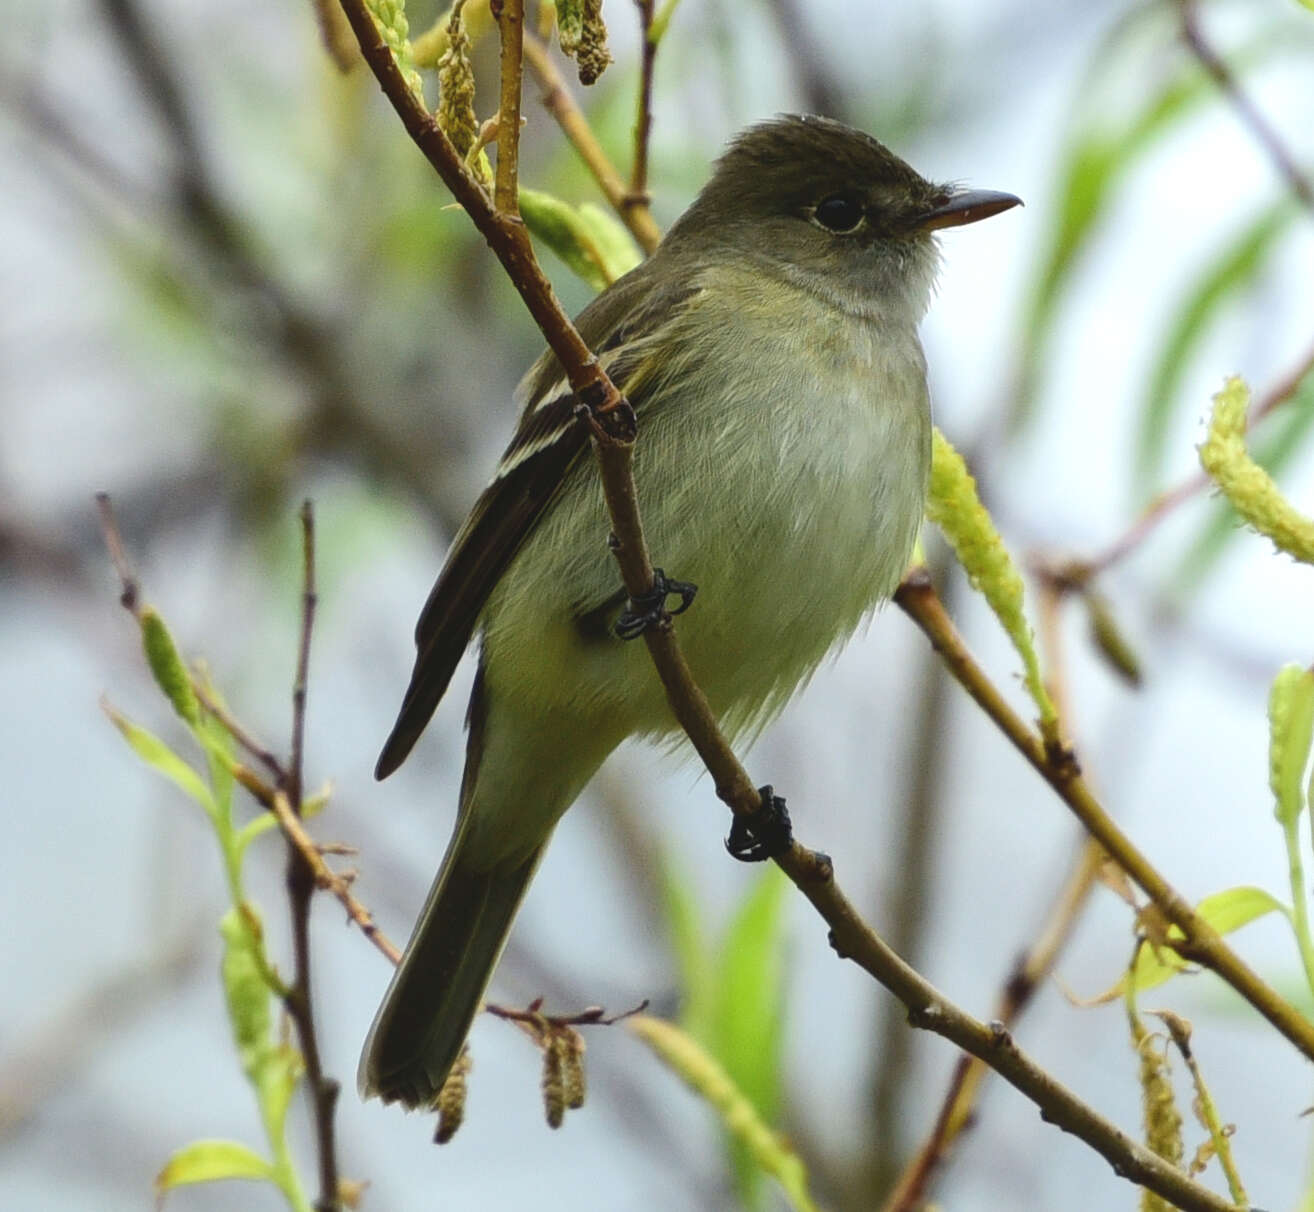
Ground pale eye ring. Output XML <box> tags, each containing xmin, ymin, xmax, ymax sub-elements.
<box><xmin>812</xmin><ymin>194</ymin><xmax>865</xmax><ymax>233</ymax></box>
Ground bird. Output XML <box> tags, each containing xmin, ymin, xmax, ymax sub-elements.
<box><xmin>359</xmin><ymin>113</ymin><xmax>1020</xmax><ymax>1109</ymax></box>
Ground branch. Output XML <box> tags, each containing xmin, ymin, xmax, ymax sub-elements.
<box><xmin>521</xmin><ymin>32</ymin><xmax>662</xmax><ymax>255</ymax></box>
<box><xmin>269</xmin><ymin>790</ymin><xmax>403</xmax><ymax>966</ymax></box>
<box><xmin>894</xmin><ymin>566</ymin><xmax>1314</xmax><ymax>1064</ymax></box>
<box><xmin>630</xmin><ymin>0</ymin><xmax>656</xmax><ymax>207</ymax></box>
<box><xmin>493</xmin><ymin>0</ymin><xmax>525</xmax><ymax>214</ymax></box>
<box><xmin>278</xmin><ymin>502</ymin><xmax>341</xmax><ymax>1212</ymax></box>
<box><xmin>1179</xmin><ymin>0</ymin><xmax>1314</xmax><ymax>213</ymax></box>
<box><xmin>784</xmin><ymin>854</ymin><xmax>1241</xmax><ymax>1211</ymax></box>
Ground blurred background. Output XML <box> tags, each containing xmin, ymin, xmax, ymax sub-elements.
<box><xmin>3</xmin><ymin>0</ymin><xmax>1313</xmax><ymax>1208</ymax></box>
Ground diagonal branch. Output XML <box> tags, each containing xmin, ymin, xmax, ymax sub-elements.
<box><xmin>1178</xmin><ymin>0</ymin><xmax>1314</xmax><ymax>213</ymax></box>
<box><xmin>894</xmin><ymin>566</ymin><xmax>1314</xmax><ymax>1065</ymax></box>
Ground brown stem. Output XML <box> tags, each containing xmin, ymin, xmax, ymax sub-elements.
<box><xmin>780</xmin><ymin>846</ymin><xmax>1239</xmax><ymax>1212</ymax></box>
<box><xmin>279</xmin><ymin>502</ymin><xmax>341</xmax><ymax>1212</ymax></box>
<box><xmin>288</xmin><ymin>500</ymin><xmax>316</xmax><ymax>809</ymax></box>
<box><xmin>195</xmin><ymin>683</ymin><xmax>289</xmax><ymax>783</ymax></box>
<box><xmin>894</xmin><ymin>567</ymin><xmax>1314</xmax><ymax>1064</ymax></box>
<box><xmin>269</xmin><ymin>791</ymin><xmax>402</xmax><ymax>966</ymax></box>
<box><xmin>521</xmin><ymin>32</ymin><xmax>662</xmax><ymax>255</ymax></box>
<box><xmin>630</xmin><ymin>0</ymin><xmax>656</xmax><ymax>207</ymax></box>
<box><xmin>493</xmin><ymin>0</ymin><xmax>525</xmax><ymax>214</ymax></box>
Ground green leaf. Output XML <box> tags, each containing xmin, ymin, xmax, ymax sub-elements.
<box><xmin>196</xmin><ymin>710</ymin><xmax>237</xmax><ymax>831</ymax></box>
<box><xmin>1129</xmin><ymin>886</ymin><xmax>1290</xmax><ymax>994</ymax></box>
<box><xmin>139</xmin><ymin>608</ymin><xmax>200</xmax><ymax>726</ymax></box>
<box><xmin>713</xmin><ymin>868</ymin><xmax>789</xmax><ymax>1208</ymax></box>
<box><xmin>519</xmin><ymin>186</ymin><xmax>640</xmax><ymax>290</ymax></box>
<box><xmin>256</xmin><ymin>1043</ymin><xmax>305</xmax><ymax>1144</ymax></box>
<box><xmin>629</xmin><ymin>1016</ymin><xmax>824</xmax><ymax>1212</ymax></box>
<box><xmin>576</xmin><ymin>202</ymin><xmax>642</xmax><ymax>280</ymax></box>
<box><xmin>1135</xmin><ymin>197</ymin><xmax>1298</xmax><ymax>494</ymax></box>
<box><xmin>235</xmin><ymin>811</ymin><xmax>281</xmax><ymax>854</ymax></box>
<box><xmin>660</xmin><ymin>860</ymin><xmax>792</xmax><ymax>1208</ymax></box>
<box><xmin>155</xmin><ymin>1138</ymin><xmax>274</xmax><ymax>1194</ymax></box>
<box><xmin>103</xmin><ymin>702</ymin><xmax>215</xmax><ymax>818</ymax></box>
<box><xmin>1013</xmin><ymin>26</ymin><xmax>1292</xmax><ymax>429</ymax></box>
<box><xmin>660</xmin><ymin>854</ymin><xmax>715</xmax><ymax>1045</ymax></box>
<box><xmin>220</xmin><ymin>907</ymin><xmax>274</xmax><ymax>1079</ymax></box>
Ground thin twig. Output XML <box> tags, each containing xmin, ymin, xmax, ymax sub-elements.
<box><xmin>882</xmin><ymin>842</ymin><xmax>1106</xmax><ymax>1211</ymax></box>
<box><xmin>278</xmin><ymin>503</ymin><xmax>341</xmax><ymax>1212</ymax></box>
<box><xmin>270</xmin><ymin>790</ymin><xmax>402</xmax><ymax>965</ymax></box>
<box><xmin>484</xmin><ymin>997</ymin><xmax>649</xmax><ymax>1030</ymax></box>
<box><xmin>94</xmin><ymin>490</ymin><xmax>140</xmax><ymax>611</ymax></box>
<box><xmin>630</xmin><ymin>0</ymin><xmax>656</xmax><ymax>208</ymax></box>
<box><xmin>1074</xmin><ymin>337</ymin><xmax>1314</xmax><ymax>578</ymax></box>
<box><xmin>97</xmin><ymin>493</ymin><xmax>289</xmax><ymax>782</ymax></box>
<box><xmin>335</xmin><ymin>8</ymin><xmax>1281</xmax><ymax>1203</ymax></box>
<box><xmin>894</xmin><ymin>567</ymin><xmax>1314</xmax><ymax>1064</ymax></box>
<box><xmin>1178</xmin><ymin>0</ymin><xmax>1314</xmax><ymax>213</ymax></box>
<box><xmin>194</xmin><ymin>682</ymin><xmax>288</xmax><ymax>783</ymax></box>
<box><xmin>493</xmin><ymin>0</ymin><xmax>525</xmax><ymax>214</ymax></box>
<box><xmin>288</xmin><ymin>500</ymin><xmax>316</xmax><ymax>808</ymax></box>
<box><xmin>783</xmin><ymin>851</ymin><xmax>1242</xmax><ymax>1212</ymax></box>
<box><xmin>521</xmin><ymin>32</ymin><xmax>661</xmax><ymax>255</ymax></box>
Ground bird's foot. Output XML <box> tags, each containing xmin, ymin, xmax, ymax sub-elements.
<box><xmin>725</xmin><ymin>786</ymin><xmax>793</xmax><ymax>862</ymax></box>
<box><xmin>614</xmin><ymin>568</ymin><xmax>697</xmax><ymax>640</ymax></box>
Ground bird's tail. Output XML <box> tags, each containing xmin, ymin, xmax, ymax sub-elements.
<box><xmin>357</xmin><ymin>821</ymin><xmax>546</xmax><ymax>1108</ymax></box>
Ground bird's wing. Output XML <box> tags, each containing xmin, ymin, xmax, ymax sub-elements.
<box><xmin>374</xmin><ymin>266</ymin><xmax>699</xmax><ymax>779</ymax></box>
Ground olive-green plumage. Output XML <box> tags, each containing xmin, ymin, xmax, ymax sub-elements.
<box><xmin>360</xmin><ymin>115</ymin><xmax>1019</xmax><ymax>1109</ymax></box>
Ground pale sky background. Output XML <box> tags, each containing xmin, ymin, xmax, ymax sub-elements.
<box><xmin>3</xmin><ymin>0</ymin><xmax>1314</xmax><ymax>1209</ymax></box>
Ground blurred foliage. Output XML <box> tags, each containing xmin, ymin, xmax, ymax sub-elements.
<box><xmin>662</xmin><ymin>859</ymin><xmax>791</xmax><ymax>1208</ymax></box>
<box><xmin>1014</xmin><ymin>10</ymin><xmax>1310</xmax><ymax>430</ymax></box>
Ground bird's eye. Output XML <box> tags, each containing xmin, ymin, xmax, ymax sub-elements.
<box><xmin>812</xmin><ymin>194</ymin><xmax>865</xmax><ymax>232</ymax></box>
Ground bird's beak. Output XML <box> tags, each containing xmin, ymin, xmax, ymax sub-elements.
<box><xmin>917</xmin><ymin>189</ymin><xmax>1022</xmax><ymax>232</ymax></box>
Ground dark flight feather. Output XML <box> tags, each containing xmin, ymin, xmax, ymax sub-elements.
<box><xmin>374</xmin><ymin>266</ymin><xmax>700</xmax><ymax>780</ymax></box>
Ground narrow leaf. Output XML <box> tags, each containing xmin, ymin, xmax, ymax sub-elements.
<box><xmin>629</xmin><ymin>1016</ymin><xmax>825</xmax><ymax>1212</ymax></box>
<box><xmin>1127</xmin><ymin>886</ymin><xmax>1289</xmax><ymax>994</ymax></box>
<box><xmin>1135</xmin><ymin>198</ymin><xmax>1298</xmax><ymax>493</ymax></box>
<box><xmin>520</xmin><ymin>187</ymin><xmax>627</xmax><ymax>290</ymax></box>
<box><xmin>714</xmin><ymin>868</ymin><xmax>789</xmax><ymax>1206</ymax></box>
<box><xmin>660</xmin><ymin>854</ymin><xmax>715</xmax><ymax>1045</ymax></box>
<box><xmin>155</xmin><ymin>1138</ymin><xmax>273</xmax><ymax>1194</ymax></box>
<box><xmin>103</xmin><ymin>702</ymin><xmax>215</xmax><ymax>816</ymax></box>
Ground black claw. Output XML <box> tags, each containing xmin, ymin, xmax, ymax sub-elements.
<box><xmin>725</xmin><ymin>785</ymin><xmax>793</xmax><ymax>862</ymax></box>
<box><xmin>614</xmin><ymin>568</ymin><xmax>698</xmax><ymax>640</ymax></box>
